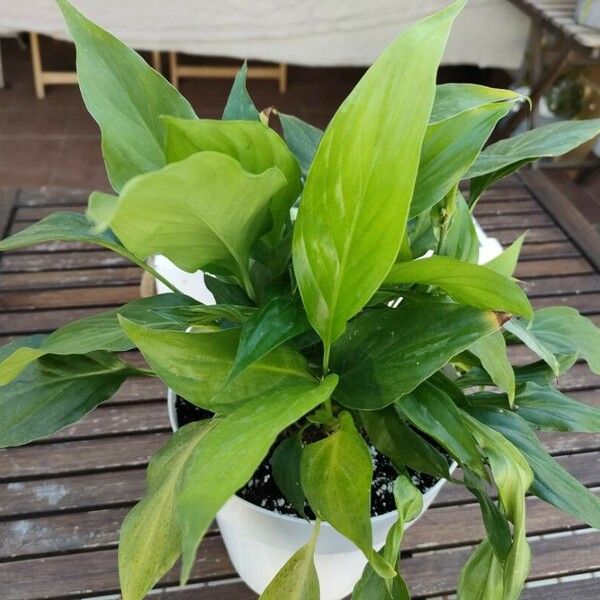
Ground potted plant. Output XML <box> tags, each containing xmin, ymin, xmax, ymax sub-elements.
<box><xmin>1</xmin><ymin>1</ymin><xmax>600</xmax><ymax>598</ymax></box>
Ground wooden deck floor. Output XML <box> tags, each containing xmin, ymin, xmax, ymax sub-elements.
<box><xmin>0</xmin><ymin>174</ymin><xmax>599</xmax><ymax>599</ymax></box>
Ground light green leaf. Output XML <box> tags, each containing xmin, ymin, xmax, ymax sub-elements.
<box><xmin>397</xmin><ymin>381</ymin><xmax>487</xmax><ymax>478</ymax></box>
<box><xmin>177</xmin><ymin>376</ymin><xmax>338</xmax><ymax>582</ymax></box>
<box><xmin>229</xmin><ymin>296</ymin><xmax>311</xmax><ymax>382</ymax></box>
<box><xmin>88</xmin><ymin>152</ymin><xmax>285</xmax><ymax>298</ymax></box>
<box><xmin>331</xmin><ymin>303</ymin><xmax>501</xmax><ymax>410</ymax></box>
<box><xmin>430</xmin><ymin>83</ymin><xmax>523</xmax><ymax>123</ymax></box>
<box><xmin>469</xmin><ymin>331</ymin><xmax>515</xmax><ymax>404</ymax></box>
<box><xmin>439</xmin><ymin>194</ymin><xmax>479</xmax><ymax>263</ymax></box>
<box><xmin>0</xmin><ymin>293</ymin><xmax>195</xmax><ymax>385</ymax></box>
<box><xmin>457</xmin><ymin>539</ymin><xmax>504</xmax><ymax>600</ymax></box>
<box><xmin>277</xmin><ymin>112</ymin><xmax>323</xmax><ymax>176</ymax></box>
<box><xmin>484</xmin><ymin>233</ymin><xmax>526</xmax><ymax>277</ymax></box>
<box><xmin>119</xmin><ymin>420</ymin><xmax>214</xmax><ymax>600</ymax></box>
<box><xmin>386</xmin><ymin>256</ymin><xmax>532</xmax><ymax>318</ymax></box>
<box><xmin>301</xmin><ymin>412</ymin><xmax>395</xmax><ymax>578</ymax></box>
<box><xmin>0</xmin><ymin>351</ymin><xmax>143</xmax><ymax>447</ymax></box>
<box><xmin>466</xmin><ymin>119</ymin><xmax>600</xmax><ymax>204</ymax></box>
<box><xmin>56</xmin><ymin>0</ymin><xmax>196</xmax><ymax>190</ymax></box>
<box><xmin>163</xmin><ymin>117</ymin><xmax>301</xmax><ymax>243</ymax></box>
<box><xmin>360</xmin><ymin>406</ymin><xmax>450</xmax><ymax>478</ymax></box>
<box><xmin>410</xmin><ymin>101</ymin><xmax>516</xmax><ymax>217</ymax></box>
<box><xmin>155</xmin><ymin>304</ymin><xmax>256</xmax><ymax>327</ymax></box>
<box><xmin>259</xmin><ymin>520</ymin><xmax>321</xmax><ymax>600</ymax></box>
<box><xmin>462</xmin><ymin>413</ymin><xmax>533</xmax><ymax>600</ymax></box>
<box><xmin>223</xmin><ymin>62</ymin><xmax>260</xmax><ymax>121</ymax></box>
<box><xmin>271</xmin><ymin>434</ymin><xmax>307</xmax><ymax>517</ymax></box>
<box><xmin>119</xmin><ymin>317</ymin><xmax>313</xmax><ymax>412</ymax></box>
<box><xmin>293</xmin><ymin>1</ymin><xmax>465</xmax><ymax>351</ymax></box>
<box><xmin>472</xmin><ymin>407</ymin><xmax>600</xmax><ymax>530</ymax></box>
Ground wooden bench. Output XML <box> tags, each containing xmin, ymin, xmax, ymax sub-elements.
<box><xmin>0</xmin><ymin>175</ymin><xmax>599</xmax><ymax>598</ymax></box>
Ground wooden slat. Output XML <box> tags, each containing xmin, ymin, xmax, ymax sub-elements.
<box><xmin>0</xmin><ymin>250</ymin><xmax>131</xmax><ymax>272</ymax></box>
<box><xmin>13</xmin><ymin>205</ymin><xmax>85</xmax><ymax>221</ymax></box>
<box><xmin>532</xmin><ymin>291</ymin><xmax>600</xmax><ymax>313</ymax></box>
<box><xmin>523</xmin><ymin>273</ymin><xmax>600</xmax><ymax>297</ymax></box>
<box><xmin>0</xmin><ymin>307</ymin><xmax>106</xmax><ymax>335</ymax></box>
<box><xmin>515</xmin><ymin>257</ymin><xmax>593</xmax><ymax>278</ymax></box>
<box><xmin>474</xmin><ymin>198</ymin><xmax>541</xmax><ymax>216</ymax></box>
<box><xmin>521</xmin><ymin>576</ymin><xmax>600</xmax><ymax>599</ymax></box>
<box><xmin>476</xmin><ymin>212</ymin><xmax>555</xmax><ymax>230</ymax></box>
<box><xmin>495</xmin><ymin>226</ymin><xmax>568</xmax><ymax>244</ymax></box>
<box><xmin>16</xmin><ymin>189</ymin><xmax>87</xmax><ymax>207</ymax></box>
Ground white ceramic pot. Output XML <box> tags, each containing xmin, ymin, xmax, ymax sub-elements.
<box><xmin>167</xmin><ymin>389</ymin><xmax>452</xmax><ymax>599</ymax></box>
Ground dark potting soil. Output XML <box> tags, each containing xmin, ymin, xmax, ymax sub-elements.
<box><xmin>174</xmin><ymin>395</ymin><xmax>443</xmax><ymax>518</ymax></box>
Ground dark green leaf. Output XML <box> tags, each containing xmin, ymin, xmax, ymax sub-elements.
<box><xmin>204</xmin><ymin>274</ymin><xmax>253</xmax><ymax>306</ymax></box>
<box><xmin>277</xmin><ymin>112</ymin><xmax>323</xmax><ymax>176</ymax></box>
<box><xmin>155</xmin><ymin>304</ymin><xmax>256</xmax><ymax>327</ymax></box>
<box><xmin>222</xmin><ymin>62</ymin><xmax>260</xmax><ymax>121</ymax></box>
<box><xmin>57</xmin><ymin>0</ymin><xmax>196</xmax><ymax>190</ymax></box>
<box><xmin>331</xmin><ymin>303</ymin><xmax>501</xmax><ymax>410</ymax></box>
<box><xmin>177</xmin><ymin>376</ymin><xmax>338</xmax><ymax>582</ymax></box>
<box><xmin>271</xmin><ymin>435</ymin><xmax>307</xmax><ymax>517</ymax></box>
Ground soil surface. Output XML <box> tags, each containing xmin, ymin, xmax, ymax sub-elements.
<box><xmin>174</xmin><ymin>395</ymin><xmax>443</xmax><ymax>518</ymax></box>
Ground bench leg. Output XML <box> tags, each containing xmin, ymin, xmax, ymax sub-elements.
<box><xmin>30</xmin><ymin>32</ymin><xmax>45</xmax><ymax>99</ymax></box>
<box><xmin>151</xmin><ymin>50</ymin><xmax>161</xmax><ymax>73</ymax></box>
<box><xmin>278</xmin><ymin>63</ymin><xmax>288</xmax><ymax>94</ymax></box>
<box><xmin>168</xmin><ymin>51</ymin><xmax>179</xmax><ymax>88</ymax></box>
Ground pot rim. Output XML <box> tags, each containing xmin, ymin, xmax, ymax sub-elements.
<box><xmin>166</xmin><ymin>388</ymin><xmax>455</xmax><ymax>526</ymax></box>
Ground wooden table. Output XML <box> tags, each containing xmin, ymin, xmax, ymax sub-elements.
<box><xmin>0</xmin><ymin>175</ymin><xmax>599</xmax><ymax>599</ymax></box>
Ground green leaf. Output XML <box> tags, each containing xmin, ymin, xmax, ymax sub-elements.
<box><xmin>119</xmin><ymin>317</ymin><xmax>314</xmax><ymax>412</ymax></box>
<box><xmin>0</xmin><ymin>351</ymin><xmax>142</xmax><ymax>447</ymax></box>
<box><xmin>88</xmin><ymin>152</ymin><xmax>285</xmax><ymax>298</ymax></box>
<box><xmin>293</xmin><ymin>1</ymin><xmax>465</xmax><ymax>351</ymax></box>
<box><xmin>385</xmin><ymin>256</ymin><xmax>532</xmax><ymax>318</ymax></box>
<box><xmin>331</xmin><ymin>303</ymin><xmax>501</xmax><ymax>410</ymax></box>
<box><xmin>461</xmin><ymin>413</ymin><xmax>533</xmax><ymax>600</ymax></box>
<box><xmin>360</xmin><ymin>406</ymin><xmax>450</xmax><ymax>478</ymax></box>
<box><xmin>466</xmin><ymin>119</ymin><xmax>600</xmax><ymax>204</ymax></box>
<box><xmin>0</xmin><ymin>294</ymin><xmax>195</xmax><ymax>385</ymax></box>
<box><xmin>439</xmin><ymin>194</ymin><xmax>480</xmax><ymax>263</ymax></box>
<box><xmin>0</xmin><ymin>211</ymin><xmax>135</xmax><ymax>259</ymax></box>
<box><xmin>163</xmin><ymin>117</ymin><xmax>302</xmax><ymax>243</ymax></box>
<box><xmin>457</xmin><ymin>539</ymin><xmax>504</xmax><ymax>600</ymax></box>
<box><xmin>277</xmin><ymin>112</ymin><xmax>323</xmax><ymax>176</ymax></box>
<box><xmin>469</xmin><ymin>331</ymin><xmax>515</xmax><ymax>404</ymax></box>
<box><xmin>271</xmin><ymin>434</ymin><xmax>307</xmax><ymax>517</ymax></box>
<box><xmin>56</xmin><ymin>0</ymin><xmax>196</xmax><ymax>190</ymax></box>
<box><xmin>259</xmin><ymin>520</ymin><xmax>321</xmax><ymax>600</ymax></box>
<box><xmin>155</xmin><ymin>304</ymin><xmax>256</xmax><ymax>327</ymax></box>
<box><xmin>430</xmin><ymin>83</ymin><xmax>523</xmax><ymax>123</ymax></box>
<box><xmin>472</xmin><ymin>406</ymin><xmax>600</xmax><ymax>530</ymax></box>
<box><xmin>177</xmin><ymin>375</ymin><xmax>338</xmax><ymax>582</ymax></box>
<box><xmin>484</xmin><ymin>233</ymin><xmax>526</xmax><ymax>277</ymax></box>
<box><xmin>223</xmin><ymin>62</ymin><xmax>260</xmax><ymax>121</ymax></box>
<box><xmin>229</xmin><ymin>296</ymin><xmax>311</xmax><ymax>381</ymax></box>
<box><xmin>301</xmin><ymin>412</ymin><xmax>395</xmax><ymax>578</ymax></box>
<box><xmin>119</xmin><ymin>420</ymin><xmax>214</xmax><ymax>600</ymax></box>
<box><xmin>352</xmin><ymin>476</ymin><xmax>422</xmax><ymax>600</ymax></box>
<box><xmin>410</xmin><ymin>101</ymin><xmax>516</xmax><ymax>217</ymax></box>
<box><xmin>204</xmin><ymin>274</ymin><xmax>253</xmax><ymax>306</ymax></box>
<box><xmin>396</xmin><ymin>381</ymin><xmax>487</xmax><ymax>478</ymax></box>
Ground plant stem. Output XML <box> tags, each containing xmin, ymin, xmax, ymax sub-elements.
<box><xmin>130</xmin><ymin>255</ymin><xmax>185</xmax><ymax>296</ymax></box>
<box><xmin>322</xmin><ymin>343</ymin><xmax>334</xmax><ymax>416</ymax></box>
<box><xmin>436</xmin><ymin>183</ymin><xmax>458</xmax><ymax>255</ymax></box>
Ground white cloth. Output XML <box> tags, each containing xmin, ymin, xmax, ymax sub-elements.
<box><xmin>0</xmin><ymin>0</ymin><xmax>530</xmax><ymax>69</ymax></box>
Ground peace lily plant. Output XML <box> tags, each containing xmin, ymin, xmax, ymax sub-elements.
<box><xmin>1</xmin><ymin>0</ymin><xmax>600</xmax><ymax>598</ymax></box>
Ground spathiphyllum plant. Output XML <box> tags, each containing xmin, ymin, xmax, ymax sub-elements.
<box><xmin>2</xmin><ymin>0</ymin><xmax>600</xmax><ymax>598</ymax></box>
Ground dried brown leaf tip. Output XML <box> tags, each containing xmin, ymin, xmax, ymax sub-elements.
<box><xmin>494</xmin><ymin>311</ymin><xmax>512</xmax><ymax>326</ymax></box>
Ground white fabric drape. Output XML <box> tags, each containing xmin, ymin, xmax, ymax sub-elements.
<box><xmin>0</xmin><ymin>0</ymin><xmax>530</xmax><ymax>69</ymax></box>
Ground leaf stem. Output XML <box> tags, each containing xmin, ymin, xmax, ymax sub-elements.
<box><xmin>129</xmin><ymin>255</ymin><xmax>185</xmax><ymax>296</ymax></box>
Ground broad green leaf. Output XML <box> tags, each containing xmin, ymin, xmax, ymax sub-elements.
<box><xmin>484</xmin><ymin>233</ymin><xmax>526</xmax><ymax>277</ymax></box>
<box><xmin>386</xmin><ymin>256</ymin><xmax>532</xmax><ymax>318</ymax></box>
<box><xmin>0</xmin><ymin>293</ymin><xmax>195</xmax><ymax>385</ymax></box>
<box><xmin>360</xmin><ymin>406</ymin><xmax>450</xmax><ymax>478</ymax></box>
<box><xmin>277</xmin><ymin>112</ymin><xmax>323</xmax><ymax>176</ymax></box>
<box><xmin>223</xmin><ymin>62</ymin><xmax>260</xmax><ymax>121</ymax></box>
<box><xmin>439</xmin><ymin>194</ymin><xmax>479</xmax><ymax>263</ymax></box>
<box><xmin>410</xmin><ymin>102</ymin><xmax>515</xmax><ymax>217</ymax></box>
<box><xmin>177</xmin><ymin>376</ymin><xmax>338</xmax><ymax>582</ymax></box>
<box><xmin>352</xmin><ymin>476</ymin><xmax>422</xmax><ymax>600</ymax></box>
<box><xmin>331</xmin><ymin>303</ymin><xmax>501</xmax><ymax>410</ymax></box>
<box><xmin>229</xmin><ymin>296</ymin><xmax>311</xmax><ymax>382</ymax></box>
<box><xmin>469</xmin><ymin>331</ymin><xmax>515</xmax><ymax>404</ymax></box>
<box><xmin>119</xmin><ymin>317</ymin><xmax>313</xmax><ymax>412</ymax></box>
<box><xmin>204</xmin><ymin>273</ymin><xmax>253</xmax><ymax>306</ymax></box>
<box><xmin>119</xmin><ymin>420</ymin><xmax>214</xmax><ymax>600</ymax></box>
<box><xmin>466</xmin><ymin>119</ymin><xmax>600</xmax><ymax>204</ymax></box>
<box><xmin>430</xmin><ymin>83</ymin><xmax>523</xmax><ymax>123</ymax></box>
<box><xmin>293</xmin><ymin>1</ymin><xmax>465</xmax><ymax>352</ymax></box>
<box><xmin>88</xmin><ymin>152</ymin><xmax>285</xmax><ymax>297</ymax></box>
<box><xmin>163</xmin><ymin>117</ymin><xmax>302</xmax><ymax>243</ymax></box>
<box><xmin>396</xmin><ymin>381</ymin><xmax>487</xmax><ymax>478</ymax></box>
<box><xmin>155</xmin><ymin>304</ymin><xmax>256</xmax><ymax>327</ymax></box>
<box><xmin>503</xmin><ymin>318</ymin><xmax>560</xmax><ymax>375</ymax></box>
<box><xmin>271</xmin><ymin>435</ymin><xmax>307</xmax><ymax>517</ymax></box>
<box><xmin>56</xmin><ymin>0</ymin><xmax>196</xmax><ymax>190</ymax></box>
<box><xmin>472</xmin><ymin>407</ymin><xmax>600</xmax><ymax>530</ymax></box>
<box><xmin>0</xmin><ymin>212</ymin><xmax>135</xmax><ymax>260</ymax></box>
<box><xmin>0</xmin><ymin>351</ymin><xmax>143</xmax><ymax>447</ymax></box>
<box><xmin>469</xmin><ymin>382</ymin><xmax>600</xmax><ymax>433</ymax></box>
<box><xmin>462</xmin><ymin>413</ymin><xmax>533</xmax><ymax>600</ymax></box>
<box><xmin>259</xmin><ymin>520</ymin><xmax>321</xmax><ymax>600</ymax></box>
<box><xmin>301</xmin><ymin>412</ymin><xmax>395</xmax><ymax>578</ymax></box>
<box><xmin>457</xmin><ymin>539</ymin><xmax>504</xmax><ymax>600</ymax></box>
